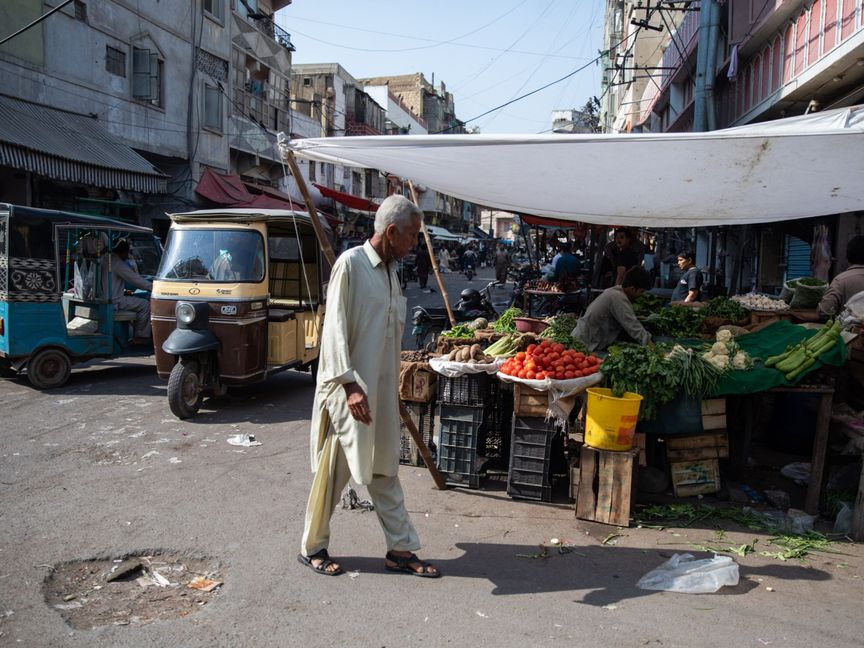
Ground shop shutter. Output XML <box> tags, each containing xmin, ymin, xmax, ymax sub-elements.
<box><xmin>784</xmin><ymin>235</ymin><xmax>811</xmax><ymax>281</ymax></box>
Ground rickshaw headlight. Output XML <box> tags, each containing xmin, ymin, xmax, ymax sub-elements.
<box><xmin>176</xmin><ymin>302</ymin><xmax>196</xmax><ymax>325</ymax></box>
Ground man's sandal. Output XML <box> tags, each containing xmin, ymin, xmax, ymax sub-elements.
<box><xmin>297</xmin><ymin>549</ymin><xmax>343</xmax><ymax>576</ymax></box>
<box><xmin>384</xmin><ymin>551</ymin><xmax>441</xmax><ymax>578</ymax></box>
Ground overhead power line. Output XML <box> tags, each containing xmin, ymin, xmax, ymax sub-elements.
<box><xmin>0</xmin><ymin>0</ymin><xmax>74</xmax><ymax>46</ymax></box>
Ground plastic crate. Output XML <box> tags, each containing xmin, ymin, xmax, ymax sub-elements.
<box><xmin>399</xmin><ymin>401</ymin><xmax>436</xmax><ymax>466</ymax></box>
<box><xmin>437</xmin><ymin>404</ymin><xmax>486</xmax><ymax>489</ymax></box>
<box><xmin>438</xmin><ymin>373</ymin><xmax>490</xmax><ymax>406</ymax></box>
<box><xmin>507</xmin><ymin>415</ymin><xmax>555</xmax><ymax>502</ymax></box>
<box><xmin>482</xmin><ymin>381</ymin><xmax>513</xmax><ymax>462</ymax></box>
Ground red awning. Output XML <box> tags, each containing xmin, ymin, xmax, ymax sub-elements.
<box><xmin>519</xmin><ymin>213</ymin><xmax>588</xmax><ymax>229</ymax></box>
<box><xmin>195</xmin><ymin>168</ymin><xmax>341</xmax><ymax>227</ymax></box>
<box><xmin>313</xmin><ymin>183</ymin><xmax>380</xmax><ymax>212</ymax></box>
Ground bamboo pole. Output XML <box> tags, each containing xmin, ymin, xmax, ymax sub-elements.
<box><xmin>284</xmin><ymin>151</ymin><xmax>446</xmax><ymax>489</ymax></box>
<box><xmin>285</xmin><ymin>150</ymin><xmax>337</xmax><ymax>266</ymax></box>
<box><xmin>408</xmin><ymin>181</ymin><xmax>456</xmax><ymax>327</ymax></box>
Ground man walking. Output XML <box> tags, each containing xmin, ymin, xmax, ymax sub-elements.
<box><xmin>298</xmin><ymin>195</ymin><xmax>440</xmax><ymax>578</ymax></box>
<box><xmin>494</xmin><ymin>244</ymin><xmax>510</xmax><ymax>286</ymax></box>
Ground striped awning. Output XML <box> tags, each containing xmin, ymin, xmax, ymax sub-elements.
<box><xmin>0</xmin><ymin>95</ymin><xmax>167</xmax><ymax>194</ymax></box>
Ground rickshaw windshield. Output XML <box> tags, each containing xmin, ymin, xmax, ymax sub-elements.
<box><xmin>157</xmin><ymin>229</ymin><xmax>265</xmax><ymax>283</ymax></box>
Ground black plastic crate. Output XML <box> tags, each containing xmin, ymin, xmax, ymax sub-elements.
<box><xmin>483</xmin><ymin>381</ymin><xmax>513</xmax><ymax>462</ymax></box>
<box><xmin>507</xmin><ymin>481</ymin><xmax>552</xmax><ymax>502</ymax></box>
<box><xmin>508</xmin><ymin>415</ymin><xmax>555</xmax><ymax>502</ymax></box>
<box><xmin>437</xmin><ymin>404</ymin><xmax>486</xmax><ymax>489</ymax></box>
<box><xmin>438</xmin><ymin>373</ymin><xmax>490</xmax><ymax>406</ymax></box>
<box><xmin>399</xmin><ymin>401</ymin><xmax>436</xmax><ymax>466</ymax></box>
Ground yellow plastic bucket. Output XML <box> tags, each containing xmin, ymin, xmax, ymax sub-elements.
<box><xmin>585</xmin><ymin>387</ymin><xmax>644</xmax><ymax>451</ymax></box>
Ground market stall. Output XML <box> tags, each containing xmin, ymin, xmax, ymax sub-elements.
<box><xmin>283</xmin><ymin>108</ymin><xmax>864</xmax><ymax>531</ymax></box>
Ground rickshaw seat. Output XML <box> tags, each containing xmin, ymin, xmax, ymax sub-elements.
<box><xmin>267</xmin><ymin>298</ymin><xmax>307</xmax><ymax>311</ymax></box>
<box><xmin>114</xmin><ymin>310</ymin><xmax>137</xmax><ymax>322</ymax></box>
<box><xmin>267</xmin><ymin>309</ymin><xmax>295</xmax><ymax>323</ymax></box>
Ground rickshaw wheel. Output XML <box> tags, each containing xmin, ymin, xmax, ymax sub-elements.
<box><xmin>27</xmin><ymin>349</ymin><xmax>71</xmax><ymax>390</ymax></box>
<box><xmin>168</xmin><ymin>359</ymin><xmax>203</xmax><ymax>419</ymax></box>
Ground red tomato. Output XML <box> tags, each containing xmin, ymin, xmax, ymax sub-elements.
<box><xmin>535</xmin><ymin>372</ymin><xmax>546</xmax><ymax>380</ymax></box>
<box><xmin>517</xmin><ymin>370</ymin><xmax>527</xmax><ymax>379</ymax></box>
<box><xmin>575</xmin><ymin>352</ymin><xmax>585</xmax><ymax>361</ymax></box>
<box><xmin>526</xmin><ymin>371</ymin><xmax>536</xmax><ymax>380</ymax></box>
<box><xmin>539</xmin><ymin>340</ymin><xmax>551</xmax><ymax>348</ymax></box>
<box><xmin>526</xmin><ymin>344</ymin><xmax>537</xmax><ymax>353</ymax></box>
<box><xmin>565</xmin><ymin>364</ymin><xmax>576</xmax><ymax>372</ymax></box>
<box><xmin>555</xmin><ymin>371</ymin><xmax>565</xmax><ymax>380</ymax></box>
<box><xmin>564</xmin><ymin>371</ymin><xmax>575</xmax><ymax>379</ymax></box>
<box><xmin>552</xmin><ymin>343</ymin><xmax>564</xmax><ymax>353</ymax></box>
<box><xmin>516</xmin><ymin>352</ymin><xmax>527</xmax><ymax>361</ymax></box>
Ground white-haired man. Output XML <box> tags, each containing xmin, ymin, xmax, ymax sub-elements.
<box><xmin>298</xmin><ymin>195</ymin><xmax>440</xmax><ymax>578</ymax></box>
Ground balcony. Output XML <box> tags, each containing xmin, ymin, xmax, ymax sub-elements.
<box><xmin>248</xmin><ymin>14</ymin><xmax>296</xmax><ymax>51</ymax></box>
<box><xmin>344</xmin><ymin>118</ymin><xmax>382</xmax><ymax>136</ymax></box>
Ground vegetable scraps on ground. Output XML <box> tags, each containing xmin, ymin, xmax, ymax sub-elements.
<box><xmin>499</xmin><ymin>340</ymin><xmax>601</xmax><ymax>381</ymax></box>
<box><xmin>764</xmin><ymin>319</ymin><xmax>842</xmax><ymax>382</ymax></box>
<box><xmin>600</xmin><ymin>344</ymin><xmax>680</xmax><ymax>420</ymax></box>
<box><xmin>494</xmin><ymin>307</ymin><xmax>524</xmax><ymax>333</ymax></box>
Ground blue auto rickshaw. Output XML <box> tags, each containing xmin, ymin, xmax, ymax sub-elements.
<box><xmin>0</xmin><ymin>204</ymin><xmax>162</xmax><ymax>388</ymax></box>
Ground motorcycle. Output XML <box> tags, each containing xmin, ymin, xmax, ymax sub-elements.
<box><xmin>463</xmin><ymin>252</ymin><xmax>477</xmax><ymax>281</ymax></box>
<box><xmin>412</xmin><ymin>281</ymin><xmax>499</xmax><ymax>350</ymax></box>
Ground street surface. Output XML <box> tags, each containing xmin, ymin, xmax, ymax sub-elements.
<box><xmin>1</xmin><ymin>267</ymin><xmax>862</xmax><ymax>647</ymax></box>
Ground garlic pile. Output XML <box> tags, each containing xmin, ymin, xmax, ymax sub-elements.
<box><xmin>731</xmin><ymin>293</ymin><xmax>789</xmax><ymax>311</ymax></box>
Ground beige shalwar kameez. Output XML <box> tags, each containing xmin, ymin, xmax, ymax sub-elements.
<box><xmin>301</xmin><ymin>241</ymin><xmax>420</xmax><ymax>556</ymax></box>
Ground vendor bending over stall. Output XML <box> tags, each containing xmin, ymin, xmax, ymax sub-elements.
<box><xmin>571</xmin><ymin>267</ymin><xmax>653</xmax><ymax>352</ymax></box>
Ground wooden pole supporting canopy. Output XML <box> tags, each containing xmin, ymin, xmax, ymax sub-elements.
<box><xmin>284</xmin><ymin>151</ymin><xmax>447</xmax><ymax>490</ymax></box>
<box><xmin>408</xmin><ymin>180</ymin><xmax>456</xmax><ymax>327</ymax></box>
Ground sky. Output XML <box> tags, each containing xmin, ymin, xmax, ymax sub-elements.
<box><xmin>275</xmin><ymin>0</ymin><xmax>606</xmax><ymax>135</ymax></box>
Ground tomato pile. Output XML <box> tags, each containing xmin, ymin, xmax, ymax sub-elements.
<box><xmin>499</xmin><ymin>340</ymin><xmax>602</xmax><ymax>380</ymax></box>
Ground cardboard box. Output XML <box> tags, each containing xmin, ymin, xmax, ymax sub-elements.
<box><xmin>670</xmin><ymin>459</ymin><xmax>721</xmax><ymax>497</ymax></box>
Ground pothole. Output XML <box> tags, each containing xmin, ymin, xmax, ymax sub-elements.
<box><xmin>42</xmin><ymin>551</ymin><xmax>223</xmax><ymax>630</ymax></box>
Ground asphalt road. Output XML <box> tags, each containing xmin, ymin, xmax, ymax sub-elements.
<box><xmin>0</xmin><ymin>266</ymin><xmax>862</xmax><ymax>647</ymax></box>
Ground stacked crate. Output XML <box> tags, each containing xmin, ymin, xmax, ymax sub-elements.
<box><xmin>399</xmin><ymin>401</ymin><xmax>437</xmax><ymax>467</ymax></box>
<box><xmin>666</xmin><ymin>398</ymin><xmax>728</xmax><ymax>497</ymax></box>
<box><xmin>508</xmin><ymin>415</ymin><xmax>557</xmax><ymax>501</ymax></box>
<box><xmin>436</xmin><ymin>374</ymin><xmax>492</xmax><ymax>488</ymax></box>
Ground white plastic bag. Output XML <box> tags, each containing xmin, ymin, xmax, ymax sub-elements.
<box><xmin>636</xmin><ymin>553</ymin><xmax>739</xmax><ymax>594</ymax></box>
<box><xmin>428</xmin><ymin>356</ymin><xmax>504</xmax><ymax>378</ymax></box>
<box><xmin>833</xmin><ymin>502</ymin><xmax>853</xmax><ymax>536</ymax></box>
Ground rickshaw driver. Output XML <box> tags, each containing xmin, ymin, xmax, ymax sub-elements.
<box><xmin>105</xmin><ymin>239</ymin><xmax>153</xmax><ymax>343</ymax></box>
<box><xmin>209</xmin><ymin>231</ymin><xmax>265</xmax><ymax>281</ymax></box>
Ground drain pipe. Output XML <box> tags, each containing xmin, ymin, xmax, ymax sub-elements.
<box><xmin>704</xmin><ymin>0</ymin><xmax>723</xmax><ymax>131</ymax></box>
<box><xmin>693</xmin><ymin>0</ymin><xmax>712</xmax><ymax>131</ymax></box>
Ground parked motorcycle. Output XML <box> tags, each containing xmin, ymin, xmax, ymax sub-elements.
<box><xmin>412</xmin><ymin>281</ymin><xmax>499</xmax><ymax>350</ymax></box>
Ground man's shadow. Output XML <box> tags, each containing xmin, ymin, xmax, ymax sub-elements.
<box><xmin>339</xmin><ymin>542</ymin><xmax>831</xmax><ymax>606</ymax></box>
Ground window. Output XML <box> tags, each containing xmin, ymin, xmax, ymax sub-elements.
<box><xmin>303</xmin><ymin>77</ymin><xmax>312</xmax><ymax>87</ymax></box>
<box><xmin>203</xmin><ymin>0</ymin><xmax>224</xmax><ymax>22</ymax></box>
<box><xmin>157</xmin><ymin>229</ymin><xmax>265</xmax><ymax>283</ymax></box>
<box><xmin>74</xmin><ymin>1</ymin><xmax>87</xmax><ymax>22</ymax></box>
<box><xmin>132</xmin><ymin>46</ymin><xmax>163</xmax><ymax>107</ymax></box>
<box><xmin>203</xmin><ymin>83</ymin><xmax>222</xmax><ymax>131</ymax></box>
<box><xmin>308</xmin><ymin>159</ymin><xmax>316</xmax><ymax>182</ymax></box>
<box><xmin>105</xmin><ymin>46</ymin><xmax>126</xmax><ymax>77</ymax></box>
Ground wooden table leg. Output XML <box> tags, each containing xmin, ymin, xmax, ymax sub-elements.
<box><xmin>804</xmin><ymin>391</ymin><xmax>833</xmax><ymax>516</ymax></box>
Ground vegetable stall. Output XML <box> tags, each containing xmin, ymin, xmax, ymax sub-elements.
<box><xmin>283</xmin><ymin>106</ymin><xmax>864</xmax><ymax>533</ymax></box>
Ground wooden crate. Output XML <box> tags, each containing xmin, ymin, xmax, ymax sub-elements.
<box><xmin>513</xmin><ymin>383</ymin><xmax>548</xmax><ymax>417</ymax></box>
<box><xmin>749</xmin><ymin>310</ymin><xmax>793</xmax><ymax>326</ymax></box>
<box><xmin>633</xmin><ymin>432</ymin><xmax>647</xmax><ymax>466</ymax></box>
<box><xmin>666</xmin><ymin>433</ymin><xmax>729</xmax><ymax>462</ymax></box>
<box><xmin>408</xmin><ymin>369</ymin><xmax>437</xmax><ymax>403</ymax></box>
<box><xmin>670</xmin><ymin>459</ymin><xmax>721</xmax><ymax>497</ymax></box>
<box><xmin>701</xmin><ymin>398</ymin><xmax>727</xmax><ymax>431</ymax></box>
<box><xmin>575</xmin><ymin>446</ymin><xmax>640</xmax><ymax>527</ymax></box>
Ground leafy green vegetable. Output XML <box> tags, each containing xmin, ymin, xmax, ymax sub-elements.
<box><xmin>493</xmin><ymin>307</ymin><xmax>524</xmax><ymax>333</ymax></box>
<box><xmin>539</xmin><ymin>314</ymin><xmax>585</xmax><ymax>351</ymax></box>
<box><xmin>646</xmin><ymin>305</ymin><xmax>705</xmax><ymax>338</ymax></box>
<box><xmin>701</xmin><ymin>296</ymin><xmax>748</xmax><ymax>322</ymax></box>
<box><xmin>600</xmin><ymin>343</ymin><xmax>680</xmax><ymax>420</ymax></box>
<box><xmin>633</xmin><ymin>294</ymin><xmax>667</xmax><ymax>317</ymax></box>
<box><xmin>441</xmin><ymin>325</ymin><xmax>474</xmax><ymax>339</ymax></box>
<box><xmin>796</xmin><ymin>277</ymin><xmax>827</xmax><ymax>287</ymax></box>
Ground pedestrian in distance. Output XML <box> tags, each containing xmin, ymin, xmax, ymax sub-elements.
<box><xmin>494</xmin><ymin>244</ymin><xmax>510</xmax><ymax>286</ymax></box>
<box><xmin>415</xmin><ymin>240</ymin><xmax>432</xmax><ymax>290</ymax></box>
<box><xmin>670</xmin><ymin>250</ymin><xmax>703</xmax><ymax>302</ymax></box>
<box><xmin>298</xmin><ymin>194</ymin><xmax>441</xmax><ymax>578</ymax></box>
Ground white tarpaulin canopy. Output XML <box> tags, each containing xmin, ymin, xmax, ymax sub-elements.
<box><xmin>284</xmin><ymin>106</ymin><xmax>864</xmax><ymax>228</ymax></box>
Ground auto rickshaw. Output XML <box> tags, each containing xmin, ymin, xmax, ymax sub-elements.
<box><xmin>151</xmin><ymin>209</ymin><xmax>329</xmax><ymax>419</ymax></box>
<box><xmin>0</xmin><ymin>203</ymin><xmax>161</xmax><ymax>388</ymax></box>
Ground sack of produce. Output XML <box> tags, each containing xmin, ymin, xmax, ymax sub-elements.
<box><xmin>789</xmin><ymin>277</ymin><xmax>828</xmax><ymax>310</ymax></box>
<box><xmin>780</xmin><ymin>279</ymin><xmax>797</xmax><ymax>304</ymax></box>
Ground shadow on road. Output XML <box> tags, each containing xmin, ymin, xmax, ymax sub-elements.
<box><xmin>332</xmin><ymin>543</ymin><xmax>830</xmax><ymax>605</ymax></box>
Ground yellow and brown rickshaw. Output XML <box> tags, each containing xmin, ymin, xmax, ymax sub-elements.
<box><xmin>151</xmin><ymin>209</ymin><xmax>329</xmax><ymax>418</ymax></box>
